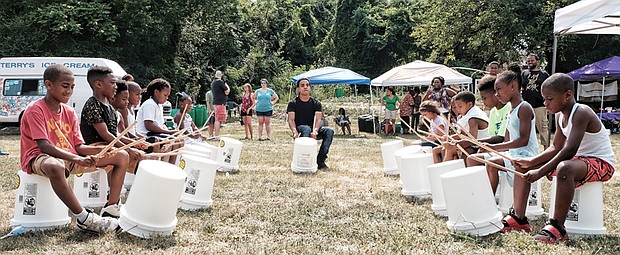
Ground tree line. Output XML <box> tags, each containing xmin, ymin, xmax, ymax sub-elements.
<box><xmin>1</xmin><ymin>0</ymin><xmax>618</xmax><ymax>102</ymax></box>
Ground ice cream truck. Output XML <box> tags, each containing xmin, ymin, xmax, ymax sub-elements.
<box><xmin>0</xmin><ymin>57</ymin><xmax>127</xmax><ymax>125</ymax></box>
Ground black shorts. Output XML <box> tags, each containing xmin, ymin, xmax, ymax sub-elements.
<box><xmin>207</xmin><ymin>115</ymin><xmax>215</xmax><ymax>125</ymax></box>
<box><xmin>241</xmin><ymin>109</ymin><xmax>253</xmax><ymax>117</ymax></box>
<box><xmin>256</xmin><ymin>110</ymin><xmax>273</xmax><ymax>117</ymax></box>
<box><xmin>145</xmin><ymin>135</ymin><xmax>172</xmax><ymax>153</ymax></box>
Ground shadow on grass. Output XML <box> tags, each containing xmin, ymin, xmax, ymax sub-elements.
<box><xmin>116</xmin><ymin>230</ymin><xmax>178</xmax><ymax>250</ymax></box>
<box><xmin>447</xmin><ymin>223</ymin><xmax>620</xmax><ymax>253</ymax></box>
<box><xmin>0</xmin><ymin>226</ymin><xmax>104</xmax><ymax>252</ymax></box>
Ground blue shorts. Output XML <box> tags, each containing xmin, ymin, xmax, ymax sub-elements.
<box><xmin>256</xmin><ymin>110</ymin><xmax>273</xmax><ymax>117</ymax></box>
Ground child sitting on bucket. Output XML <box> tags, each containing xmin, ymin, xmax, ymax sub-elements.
<box><xmin>173</xmin><ymin>93</ymin><xmax>208</xmax><ymax>143</ymax></box>
<box><xmin>513</xmin><ymin>73</ymin><xmax>616</xmax><ymax>244</ymax></box>
<box><xmin>436</xmin><ymin>91</ymin><xmax>489</xmax><ymax>162</ymax></box>
<box><xmin>20</xmin><ymin>64</ymin><xmax>128</xmax><ymax>233</ymax></box>
<box><xmin>468</xmin><ymin>70</ymin><xmax>539</xmax><ymax>231</ymax></box>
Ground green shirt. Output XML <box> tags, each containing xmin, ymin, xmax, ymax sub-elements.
<box><xmin>205</xmin><ymin>91</ymin><xmax>214</xmax><ymax>113</ymax></box>
<box><xmin>489</xmin><ymin>102</ymin><xmax>511</xmax><ymax>137</ymax></box>
<box><xmin>383</xmin><ymin>95</ymin><xmax>399</xmax><ymax>111</ymax></box>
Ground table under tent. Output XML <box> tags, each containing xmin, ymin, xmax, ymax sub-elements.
<box><xmin>567</xmin><ymin>56</ymin><xmax>620</xmax><ymax>133</ymax></box>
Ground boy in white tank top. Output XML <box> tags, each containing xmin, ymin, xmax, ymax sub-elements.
<box><xmin>513</xmin><ymin>73</ymin><xmax>616</xmax><ymax>244</ymax></box>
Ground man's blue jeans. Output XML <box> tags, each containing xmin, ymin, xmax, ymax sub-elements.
<box><xmin>296</xmin><ymin>125</ymin><xmax>334</xmax><ymax>162</ymax></box>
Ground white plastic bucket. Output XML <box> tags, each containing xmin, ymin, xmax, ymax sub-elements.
<box><xmin>124</xmin><ymin>172</ymin><xmax>135</xmax><ymax>191</ymax></box>
<box><xmin>291</xmin><ymin>137</ymin><xmax>318</xmax><ymax>174</ymax></box>
<box><xmin>174</xmin><ymin>144</ymin><xmax>211</xmax><ymax>166</ymax></box>
<box><xmin>179</xmin><ymin>155</ymin><xmax>218</xmax><ymax>210</ymax></box>
<box><xmin>399</xmin><ymin>153</ymin><xmax>433</xmax><ymax>198</ymax></box>
<box><xmin>216</xmin><ymin>137</ymin><xmax>243</xmax><ymax>172</ymax></box>
<box><xmin>119</xmin><ymin>160</ymin><xmax>187</xmax><ymax>238</ymax></box>
<box><xmin>497</xmin><ymin>173</ymin><xmax>544</xmax><ymax>219</ymax></box>
<box><xmin>394</xmin><ymin>145</ymin><xmax>422</xmax><ymax>175</ymax></box>
<box><xmin>549</xmin><ymin>177</ymin><xmax>605</xmax><ymax>235</ymax></box>
<box><xmin>380</xmin><ymin>140</ymin><xmax>404</xmax><ymax>175</ymax></box>
<box><xmin>427</xmin><ymin>160</ymin><xmax>465</xmax><ymax>216</ymax></box>
<box><xmin>421</xmin><ymin>146</ymin><xmax>433</xmax><ymax>154</ymax></box>
<box><xmin>72</xmin><ymin>168</ymin><xmax>109</xmax><ymax>208</ymax></box>
<box><xmin>194</xmin><ymin>142</ymin><xmax>219</xmax><ymax>160</ymax></box>
<box><xmin>11</xmin><ymin>171</ymin><xmax>70</xmax><ymax>230</ymax></box>
<box><xmin>441</xmin><ymin>166</ymin><xmax>502</xmax><ymax>236</ymax></box>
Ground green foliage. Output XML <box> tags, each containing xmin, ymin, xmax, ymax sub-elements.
<box><xmin>330</xmin><ymin>0</ymin><xmax>423</xmax><ymax>77</ymax></box>
<box><xmin>0</xmin><ymin>0</ymin><xmax>619</xmax><ymax>101</ymax></box>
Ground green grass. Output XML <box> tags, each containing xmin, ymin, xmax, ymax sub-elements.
<box><xmin>1</xmin><ymin>112</ymin><xmax>620</xmax><ymax>254</ymax></box>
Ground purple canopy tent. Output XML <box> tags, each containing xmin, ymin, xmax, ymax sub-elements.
<box><xmin>567</xmin><ymin>56</ymin><xmax>620</xmax><ymax>81</ymax></box>
<box><xmin>567</xmin><ymin>56</ymin><xmax>620</xmax><ymax>117</ymax></box>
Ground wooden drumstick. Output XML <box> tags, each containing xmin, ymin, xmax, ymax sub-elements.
<box><xmin>456</xmin><ymin>144</ymin><xmax>523</xmax><ymax>177</ymax></box>
<box><xmin>108</xmin><ymin>137</ymin><xmax>147</xmax><ymax>154</ymax></box>
<box><xmin>96</xmin><ymin>121</ymin><xmax>137</xmax><ymax>158</ymax></box>
<box><xmin>170</xmin><ymin>128</ymin><xmax>188</xmax><ymax>138</ymax></box>
<box><xmin>394</xmin><ymin>135</ymin><xmax>439</xmax><ymax>147</ymax></box>
<box><xmin>177</xmin><ymin>104</ymin><xmax>189</xmax><ymax>130</ymax></box>
<box><xmin>147</xmin><ymin>150</ymin><xmax>181</xmax><ymax>158</ymax></box>
<box><xmin>201</xmin><ymin>110</ymin><xmax>215</xmax><ymax>128</ymax></box>
<box><xmin>399</xmin><ymin>117</ymin><xmax>440</xmax><ymax>146</ymax></box>
<box><xmin>454</xmin><ymin>123</ymin><xmax>514</xmax><ymax>162</ymax></box>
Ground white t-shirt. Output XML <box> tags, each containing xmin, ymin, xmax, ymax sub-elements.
<box><xmin>126</xmin><ymin>108</ymin><xmax>137</xmax><ymax>135</ymax></box>
<box><xmin>136</xmin><ymin>98</ymin><xmax>165</xmax><ymax>136</ymax></box>
<box><xmin>457</xmin><ymin>105</ymin><xmax>490</xmax><ymax>139</ymax></box>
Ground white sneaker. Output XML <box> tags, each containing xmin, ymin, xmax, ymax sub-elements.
<box><xmin>77</xmin><ymin>210</ymin><xmax>119</xmax><ymax>233</ymax></box>
<box><xmin>100</xmin><ymin>203</ymin><xmax>122</xmax><ymax>218</ymax></box>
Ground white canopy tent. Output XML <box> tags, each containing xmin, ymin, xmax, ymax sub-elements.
<box><xmin>371</xmin><ymin>60</ymin><xmax>472</xmax><ymax>87</ymax></box>
<box><xmin>370</xmin><ymin>61</ymin><xmax>472</xmax><ymax>133</ymax></box>
<box><xmin>552</xmin><ymin>0</ymin><xmax>620</xmax><ymax>73</ymax></box>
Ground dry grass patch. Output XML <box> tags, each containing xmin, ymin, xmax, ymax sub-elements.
<box><xmin>0</xmin><ymin>113</ymin><xmax>619</xmax><ymax>254</ymax></box>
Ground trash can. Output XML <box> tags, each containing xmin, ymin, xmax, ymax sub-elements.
<box><xmin>335</xmin><ymin>88</ymin><xmax>344</xmax><ymax>98</ymax></box>
<box><xmin>194</xmin><ymin>105</ymin><xmax>206</xmax><ymax>127</ymax></box>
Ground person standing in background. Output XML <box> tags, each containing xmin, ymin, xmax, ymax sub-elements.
<box><xmin>521</xmin><ymin>53</ymin><xmax>550</xmax><ymax>149</ymax></box>
<box><xmin>240</xmin><ymin>83</ymin><xmax>255</xmax><ymax>140</ymax></box>
<box><xmin>412</xmin><ymin>87</ymin><xmax>422</xmax><ymax>132</ymax></box>
<box><xmin>399</xmin><ymin>88</ymin><xmax>415</xmax><ymax>134</ymax></box>
<box><xmin>211</xmin><ymin>70</ymin><xmax>229</xmax><ymax>137</ymax></box>
<box><xmin>253</xmin><ymin>78</ymin><xmax>279</xmax><ymax>141</ymax></box>
<box><xmin>205</xmin><ymin>90</ymin><xmax>215</xmax><ymax>137</ymax></box>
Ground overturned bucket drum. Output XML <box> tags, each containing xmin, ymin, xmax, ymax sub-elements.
<box><xmin>549</xmin><ymin>176</ymin><xmax>606</xmax><ymax>236</ymax></box>
<box><xmin>441</xmin><ymin>166</ymin><xmax>502</xmax><ymax>236</ymax></box>
<box><xmin>179</xmin><ymin>155</ymin><xmax>219</xmax><ymax>210</ymax></box>
<box><xmin>380</xmin><ymin>140</ymin><xmax>404</xmax><ymax>175</ymax></box>
<box><xmin>291</xmin><ymin>137</ymin><xmax>318</xmax><ymax>174</ymax></box>
<box><xmin>216</xmin><ymin>137</ymin><xmax>243</xmax><ymax>172</ymax></box>
<box><xmin>119</xmin><ymin>160</ymin><xmax>187</xmax><ymax>238</ymax></box>
<box><xmin>427</xmin><ymin>160</ymin><xmax>466</xmax><ymax>216</ymax></box>
<box><xmin>399</xmin><ymin>153</ymin><xmax>432</xmax><ymax>198</ymax></box>
<box><xmin>11</xmin><ymin>170</ymin><xmax>70</xmax><ymax>231</ymax></box>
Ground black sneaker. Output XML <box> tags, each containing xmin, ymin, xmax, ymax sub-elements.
<box><xmin>318</xmin><ymin>162</ymin><xmax>329</xmax><ymax>170</ymax></box>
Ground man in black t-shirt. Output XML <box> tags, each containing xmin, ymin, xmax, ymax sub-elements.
<box><xmin>521</xmin><ymin>53</ymin><xmax>550</xmax><ymax>148</ymax></box>
<box><xmin>211</xmin><ymin>70</ymin><xmax>230</xmax><ymax>136</ymax></box>
<box><xmin>287</xmin><ymin>78</ymin><xmax>334</xmax><ymax>169</ymax></box>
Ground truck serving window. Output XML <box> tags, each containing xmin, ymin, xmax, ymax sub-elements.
<box><xmin>2</xmin><ymin>79</ymin><xmax>45</xmax><ymax>96</ymax></box>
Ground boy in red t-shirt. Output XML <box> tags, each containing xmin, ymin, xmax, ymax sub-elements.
<box><xmin>20</xmin><ymin>64</ymin><xmax>129</xmax><ymax>233</ymax></box>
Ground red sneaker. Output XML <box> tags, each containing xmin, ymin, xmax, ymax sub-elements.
<box><xmin>500</xmin><ymin>214</ymin><xmax>531</xmax><ymax>233</ymax></box>
<box><xmin>534</xmin><ymin>222</ymin><xmax>569</xmax><ymax>244</ymax></box>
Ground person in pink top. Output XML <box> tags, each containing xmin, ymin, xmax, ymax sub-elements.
<box><xmin>240</xmin><ymin>83</ymin><xmax>255</xmax><ymax>140</ymax></box>
<box><xmin>20</xmin><ymin>64</ymin><xmax>129</xmax><ymax>233</ymax></box>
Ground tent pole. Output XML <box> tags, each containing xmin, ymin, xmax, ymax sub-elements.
<box><xmin>371</xmin><ymin>85</ymin><xmax>375</xmax><ymax>134</ymax></box>
<box><xmin>601</xmin><ymin>76</ymin><xmax>605</xmax><ymax>118</ymax></box>
<box><xmin>287</xmin><ymin>82</ymin><xmax>293</xmax><ymax>124</ymax></box>
<box><xmin>552</xmin><ymin>36</ymin><xmax>558</xmax><ymax>74</ymax></box>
